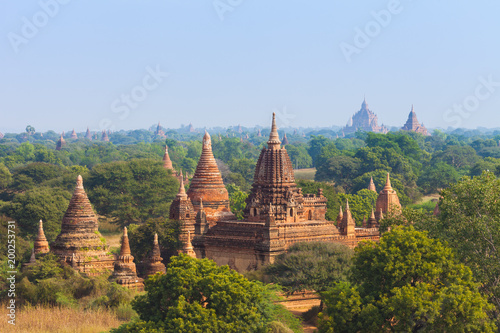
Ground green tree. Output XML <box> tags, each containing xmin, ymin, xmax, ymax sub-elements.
<box><xmin>86</xmin><ymin>159</ymin><xmax>178</xmax><ymax>226</ymax></box>
<box><xmin>425</xmin><ymin>171</ymin><xmax>500</xmax><ymax>319</ymax></box>
<box><xmin>308</xmin><ymin>135</ymin><xmax>331</xmax><ymax>166</ymax></box>
<box><xmin>417</xmin><ymin>161</ymin><xmax>460</xmax><ymax>193</ymax></box>
<box><xmin>1</xmin><ymin>187</ymin><xmax>70</xmax><ymax>241</ymax></box>
<box><xmin>226</xmin><ymin>184</ymin><xmax>248</xmax><ymax>220</ymax></box>
<box><xmin>318</xmin><ymin>226</ymin><xmax>496</xmax><ymax>332</ymax></box>
<box><xmin>338</xmin><ymin>189</ymin><xmax>378</xmax><ymax>225</ymax></box>
<box><xmin>265</xmin><ymin>242</ymin><xmax>353</xmax><ymax>295</ymax></box>
<box><xmin>112</xmin><ymin>255</ymin><xmax>301</xmax><ymax>333</ymax></box>
<box><xmin>315</xmin><ymin>155</ymin><xmax>361</xmax><ymax>191</ymax></box>
<box><xmin>127</xmin><ymin>217</ymin><xmax>182</xmax><ymax>264</ymax></box>
<box><xmin>0</xmin><ymin>163</ymin><xmax>12</xmax><ymax>189</ymax></box>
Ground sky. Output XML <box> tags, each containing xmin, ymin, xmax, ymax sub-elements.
<box><xmin>1</xmin><ymin>0</ymin><xmax>500</xmax><ymax>133</ymax></box>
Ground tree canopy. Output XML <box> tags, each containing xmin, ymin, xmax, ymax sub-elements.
<box><xmin>112</xmin><ymin>255</ymin><xmax>301</xmax><ymax>333</ymax></box>
<box><xmin>318</xmin><ymin>226</ymin><xmax>496</xmax><ymax>332</ymax></box>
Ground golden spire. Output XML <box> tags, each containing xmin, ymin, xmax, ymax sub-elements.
<box><xmin>267</xmin><ymin>112</ymin><xmax>281</xmax><ymax>149</ymax></box>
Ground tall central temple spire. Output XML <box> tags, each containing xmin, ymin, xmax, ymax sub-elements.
<box><xmin>187</xmin><ymin>130</ymin><xmax>234</xmax><ymax>223</ymax></box>
<box><xmin>267</xmin><ymin>112</ymin><xmax>281</xmax><ymax>150</ymax></box>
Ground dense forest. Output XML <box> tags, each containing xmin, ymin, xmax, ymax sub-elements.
<box><xmin>2</xmin><ymin>125</ymin><xmax>500</xmax><ymax>331</ymax></box>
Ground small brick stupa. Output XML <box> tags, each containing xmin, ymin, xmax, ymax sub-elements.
<box><xmin>34</xmin><ymin>220</ymin><xmax>50</xmax><ymax>254</ymax></box>
<box><xmin>142</xmin><ymin>233</ymin><xmax>166</xmax><ymax>277</ymax></box>
<box><xmin>368</xmin><ymin>176</ymin><xmax>377</xmax><ymax>192</ymax></box>
<box><xmin>282</xmin><ymin>132</ymin><xmax>289</xmax><ymax>145</ymax></box>
<box><xmin>85</xmin><ymin>127</ymin><xmax>92</xmax><ymax>140</ymax></box>
<box><xmin>70</xmin><ymin>129</ymin><xmax>78</xmax><ymax>139</ymax></box>
<box><xmin>109</xmin><ymin>227</ymin><xmax>144</xmax><ymax>291</ymax></box>
<box><xmin>163</xmin><ymin>145</ymin><xmax>177</xmax><ymax>177</ymax></box>
<box><xmin>375</xmin><ymin>173</ymin><xmax>402</xmax><ymax>220</ymax></box>
<box><xmin>51</xmin><ymin>175</ymin><xmax>114</xmax><ymax>275</ymax></box>
<box><xmin>187</xmin><ymin>131</ymin><xmax>235</xmax><ymax>224</ymax></box>
<box><xmin>56</xmin><ymin>133</ymin><xmax>66</xmax><ymax>151</ymax></box>
<box><xmin>101</xmin><ymin>130</ymin><xmax>109</xmax><ymax>142</ymax></box>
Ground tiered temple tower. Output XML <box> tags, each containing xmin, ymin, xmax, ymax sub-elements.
<box><xmin>155</xmin><ymin>122</ymin><xmax>166</xmax><ymax>138</ymax></box>
<box><xmin>401</xmin><ymin>105</ymin><xmax>428</xmax><ymax>135</ymax></box>
<box><xmin>375</xmin><ymin>173</ymin><xmax>402</xmax><ymax>220</ymax></box>
<box><xmin>51</xmin><ymin>175</ymin><xmax>115</xmax><ymax>275</ymax></box>
<box><xmin>34</xmin><ymin>220</ymin><xmax>50</xmax><ymax>254</ymax></box>
<box><xmin>110</xmin><ymin>227</ymin><xmax>144</xmax><ymax>290</ymax></box>
<box><xmin>343</xmin><ymin>98</ymin><xmax>388</xmax><ymax>134</ymax></box>
<box><xmin>70</xmin><ymin>129</ymin><xmax>78</xmax><ymax>139</ymax></box>
<box><xmin>185</xmin><ymin>113</ymin><xmax>380</xmax><ymax>272</ymax></box>
<box><xmin>187</xmin><ymin>131</ymin><xmax>235</xmax><ymax>225</ymax></box>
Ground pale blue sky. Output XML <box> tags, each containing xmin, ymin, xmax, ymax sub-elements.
<box><xmin>1</xmin><ymin>1</ymin><xmax>500</xmax><ymax>133</ymax></box>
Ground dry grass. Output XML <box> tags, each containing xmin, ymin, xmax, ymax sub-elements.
<box><xmin>294</xmin><ymin>168</ymin><xmax>316</xmax><ymax>181</ymax></box>
<box><xmin>0</xmin><ymin>304</ymin><xmax>125</xmax><ymax>333</ymax></box>
<box><xmin>416</xmin><ymin>193</ymin><xmax>440</xmax><ymax>204</ymax></box>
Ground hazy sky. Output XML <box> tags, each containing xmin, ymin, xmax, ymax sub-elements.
<box><xmin>1</xmin><ymin>1</ymin><xmax>500</xmax><ymax>133</ymax></box>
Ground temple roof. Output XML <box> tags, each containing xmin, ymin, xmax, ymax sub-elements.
<box><xmin>267</xmin><ymin>113</ymin><xmax>282</xmax><ymax>149</ymax></box>
<box><xmin>187</xmin><ymin>131</ymin><xmax>229</xmax><ymax>204</ymax></box>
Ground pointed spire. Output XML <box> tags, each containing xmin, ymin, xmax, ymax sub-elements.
<box><xmin>370</xmin><ymin>208</ymin><xmax>375</xmax><ymax>220</ymax></box>
<box><xmin>120</xmin><ymin>227</ymin><xmax>131</xmax><ymax>256</ymax></box>
<box><xmin>177</xmin><ymin>172</ymin><xmax>187</xmax><ymax>197</ymax></box>
<box><xmin>267</xmin><ymin>112</ymin><xmax>281</xmax><ymax>149</ymax></box>
<box><xmin>368</xmin><ymin>176</ymin><xmax>377</xmax><ymax>192</ymax></box>
<box><xmin>282</xmin><ymin>132</ymin><xmax>289</xmax><ymax>145</ymax></box>
<box><xmin>38</xmin><ymin>219</ymin><xmax>46</xmax><ymax>240</ymax></box>
<box><xmin>152</xmin><ymin>233</ymin><xmax>161</xmax><ymax>256</ymax></box>
<box><xmin>378</xmin><ymin>208</ymin><xmax>384</xmax><ymax>220</ymax></box>
<box><xmin>345</xmin><ymin>199</ymin><xmax>350</xmax><ymax>211</ymax></box>
<box><xmin>383</xmin><ymin>173</ymin><xmax>392</xmax><ymax>191</ymax></box>
<box><xmin>76</xmin><ymin>175</ymin><xmax>83</xmax><ymax>189</ymax></box>
<box><xmin>163</xmin><ymin>145</ymin><xmax>174</xmax><ymax>171</ymax></box>
<box><xmin>34</xmin><ymin>219</ymin><xmax>50</xmax><ymax>254</ymax></box>
<box><xmin>199</xmin><ymin>197</ymin><xmax>203</xmax><ymax>210</ymax></box>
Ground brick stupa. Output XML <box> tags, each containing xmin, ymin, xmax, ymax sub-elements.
<box><xmin>142</xmin><ymin>233</ymin><xmax>166</xmax><ymax>277</ymax></box>
<box><xmin>368</xmin><ymin>176</ymin><xmax>377</xmax><ymax>192</ymax></box>
<box><xmin>70</xmin><ymin>129</ymin><xmax>78</xmax><ymax>139</ymax></box>
<box><xmin>163</xmin><ymin>145</ymin><xmax>177</xmax><ymax>177</ymax></box>
<box><xmin>34</xmin><ymin>220</ymin><xmax>50</xmax><ymax>254</ymax></box>
<box><xmin>401</xmin><ymin>105</ymin><xmax>428</xmax><ymax>136</ymax></box>
<box><xmin>375</xmin><ymin>173</ymin><xmax>402</xmax><ymax>220</ymax></box>
<box><xmin>85</xmin><ymin>127</ymin><xmax>92</xmax><ymax>140</ymax></box>
<box><xmin>101</xmin><ymin>130</ymin><xmax>109</xmax><ymax>142</ymax></box>
<box><xmin>51</xmin><ymin>175</ymin><xmax>114</xmax><ymax>275</ymax></box>
<box><xmin>155</xmin><ymin>122</ymin><xmax>166</xmax><ymax>138</ymax></box>
<box><xmin>282</xmin><ymin>132</ymin><xmax>289</xmax><ymax>145</ymax></box>
<box><xmin>109</xmin><ymin>227</ymin><xmax>144</xmax><ymax>291</ymax></box>
<box><xmin>56</xmin><ymin>133</ymin><xmax>66</xmax><ymax>151</ymax></box>
<box><xmin>187</xmin><ymin>131</ymin><xmax>235</xmax><ymax>224</ymax></box>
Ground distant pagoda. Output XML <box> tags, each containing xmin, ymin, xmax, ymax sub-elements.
<box><xmin>85</xmin><ymin>127</ymin><xmax>92</xmax><ymax>140</ymax></box>
<box><xmin>56</xmin><ymin>133</ymin><xmax>66</xmax><ymax>150</ymax></box>
<box><xmin>282</xmin><ymin>132</ymin><xmax>289</xmax><ymax>145</ymax></box>
<box><xmin>155</xmin><ymin>122</ymin><xmax>166</xmax><ymax>138</ymax></box>
<box><xmin>401</xmin><ymin>105</ymin><xmax>429</xmax><ymax>135</ymax></box>
<box><xmin>343</xmin><ymin>98</ymin><xmax>388</xmax><ymax>134</ymax></box>
<box><xmin>70</xmin><ymin>129</ymin><xmax>78</xmax><ymax>139</ymax></box>
<box><xmin>102</xmin><ymin>130</ymin><xmax>109</xmax><ymax>142</ymax></box>
<box><xmin>109</xmin><ymin>227</ymin><xmax>144</xmax><ymax>290</ymax></box>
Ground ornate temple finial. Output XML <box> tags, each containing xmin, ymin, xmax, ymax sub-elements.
<box><xmin>38</xmin><ymin>220</ymin><xmax>45</xmax><ymax>238</ymax></box>
<box><xmin>378</xmin><ymin>208</ymin><xmax>384</xmax><ymax>220</ymax></box>
<box><xmin>177</xmin><ymin>173</ymin><xmax>186</xmax><ymax>196</ymax></box>
<box><xmin>203</xmin><ymin>131</ymin><xmax>211</xmax><ymax>147</ymax></box>
<box><xmin>370</xmin><ymin>208</ymin><xmax>375</xmax><ymax>219</ymax></box>
<box><xmin>154</xmin><ymin>233</ymin><xmax>158</xmax><ymax>245</ymax></box>
<box><xmin>199</xmin><ymin>197</ymin><xmax>203</xmax><ymax>210</ymax></box>
<box><xmin>345</xmin><ymin>199</ymin><xmax>350</xmax><ymax>211</ymax></box>
<box><xmin>123</xmin><ymin>226</ymin><xmax>128</xmax><ymax>237</ymax></box>
<box><xmin>384</xmin><ymin>173</ymin><xmax>392</xmax><ymax>190</ymax></box>
<box><xmin>76</xmin><ymin>175</ymin><xmax>83</xmax><ymax>189</ymax></box>
<box><xmin>267</xmin><ymin>112</ymin><xmax>281</xmax><ymax>149</ymax></box>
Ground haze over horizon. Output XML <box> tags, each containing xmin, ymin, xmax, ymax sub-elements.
<box><xmin>2</xmin><ymin>1</ymin><xmax>500</xmax><ymax>133</ymax></box>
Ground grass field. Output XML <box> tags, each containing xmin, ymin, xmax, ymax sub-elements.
<box><xmin>0</xmin><ymin>305</ymin><xmax>126</xmax><ymax>333</ymax></box>
<box><xmin>294</xmin><ymin>168</ymin><xmax>316</xmax><ymax>181</ymax></box>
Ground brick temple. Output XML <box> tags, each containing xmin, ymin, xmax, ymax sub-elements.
<box><xmin>343</xmin><ymin>98</ymin><xmax>388</xmax><ymax>134</ymax></box>
<box><xmin>173</xmin><ymin>113</ymin><xmax>400</xmax><ymax>272</ymax></box>
<box><xmin>401</xmin><ymin>105</ymin><xmax>429</xmax><ymax>135</ymax></box>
